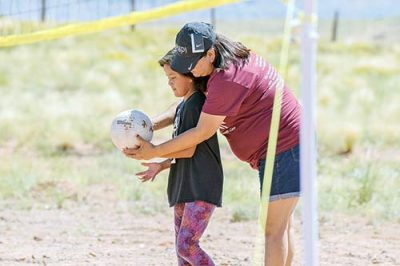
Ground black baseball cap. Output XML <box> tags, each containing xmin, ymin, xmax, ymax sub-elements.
<box><xmin>171</xmin><ymin>22</ymin><xmax>216</xmax><ymax>74</ymax></box>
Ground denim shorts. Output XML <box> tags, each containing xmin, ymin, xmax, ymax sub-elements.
<box><xmin>258</xmin><ymin>144</ymin><xmax>300</xmax><ymax>202</ymax></box>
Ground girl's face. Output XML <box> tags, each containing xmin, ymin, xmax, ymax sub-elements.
<box><xmin>190</xmin><ymin>49</ymin><xmax>216</xmax><ymax>77</ymax></box>
<box><xmin>163</xmin><ymin>64</ymin><xmax>194</xmax><ymax>99</ymax></box>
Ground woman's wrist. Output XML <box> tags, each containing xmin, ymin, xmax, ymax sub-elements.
<box><xmin>153</xmin><ymin>144</ymin><xmax>164</xmax><ymax>158</ymax></box>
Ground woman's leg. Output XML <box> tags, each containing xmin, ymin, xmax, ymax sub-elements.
<box><xmin>176</xmin><ymin>201</ymin><xmax>216</xmax><ymax>266</ymax></box>
<box><xmin>259</xmin><ymin>145</ymin><xmax>300</xmax><ymax>265</ymax></box>
<box><xmin>174</xmin><ymin>203</ymin><xmax>191</xmax><ymax>266</ymax></box>
<box><xmin>264</xmin><ymin>197</ymin><xmax>298</xmax><ymax>266</ymax></box>
<box><xmin>285</xmin><ymin>214</ymin><xmax>294</xmax><ymax>266</ymax></box>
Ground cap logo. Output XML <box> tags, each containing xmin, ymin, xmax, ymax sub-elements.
<box><xmin>191</xmin><ymin>33</ymin><xmax>205</xmax><ymax>53</ymax></box>
<box><xmin>176</xmin><ymin>45</ymin><xmax>187</xmax><ymax>55</ymax></box>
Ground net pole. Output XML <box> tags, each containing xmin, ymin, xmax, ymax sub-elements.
<box><xmin>300</xmin><ymin>0</ymin><xmax>319</xmax><ymax>265</ymax></box>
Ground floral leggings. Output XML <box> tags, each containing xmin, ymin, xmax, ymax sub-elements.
<box><xmin>174</xmin><ymin>201</ymin><xmax>216</xmax><ymax>266</ymax></box>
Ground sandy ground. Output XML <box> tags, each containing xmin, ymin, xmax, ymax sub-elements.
<box><xmin>0</xmin><ymin>185</ymin><xmax>399</xmax><ymax>266</ymax></box>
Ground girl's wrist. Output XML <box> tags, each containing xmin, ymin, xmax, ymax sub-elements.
<box><xmin>160</xmin><ymin>159</ymin><xmax>171</xmax><ymax>170</ymax></box>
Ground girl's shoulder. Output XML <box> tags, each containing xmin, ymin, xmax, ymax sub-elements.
<box><xmin>185</xmin><ymin>91</ymin><xmax>206</xmax><ymax>106</ymax></box>
<box><xmin>181</xmin><ymin>92</ymin><xmax>205</xmax><ymax>116</ymax></box>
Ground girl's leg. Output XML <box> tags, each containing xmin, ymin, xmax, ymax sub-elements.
<box><xmin>264</xmin><ymin>197</ymin><xmax>298</xmax><ymax>266</ymax></box>
<box><xmin>174</xmin><ymin>203</ymin><xmax>191</xmax><ymax>266</ymax></box>
<box><xmin>176</xmin><ymin>201</ymin><xmax>216</xmax><ymax>266</ymax></box>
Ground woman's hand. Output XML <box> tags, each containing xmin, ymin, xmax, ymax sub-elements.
<box><xmin>135</xmin><ymin>162</ymin><xmax>163</xmax><ymax>182</ymax></box>
<box><xmin>123</xmin><ymin>135</ymin><xmax>157</xmax><ymax>160</ymax></box>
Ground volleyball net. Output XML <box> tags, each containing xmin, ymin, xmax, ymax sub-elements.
<box><xmin>0</xmin><ymin>0</ymin><xmax>319</xmax><ymax>265</ymax></box>
<box><xmin>0</xmin><ymin>0</ymin><xmax>239</xmax><ymax>47</ymax></box>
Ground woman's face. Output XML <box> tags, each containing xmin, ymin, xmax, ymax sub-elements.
<box><xmin>163</xmin><ymin>64</ymin><xmax>194</xmax><ymax>99</ymax></box>
<box><xmin>190</xmin><ymin>49</ymin><xmax>215</xmax><ymax>77</ymax></box>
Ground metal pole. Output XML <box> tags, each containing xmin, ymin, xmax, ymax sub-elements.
<box><xmin>301</xmin><ymin>0</ymin><xmax>319</xmax><ymax>265</ymax></box>
<box><xmin>210</xmin><ymin>8</ymin><xmax>216</xmax><ymax>29</ymax></box>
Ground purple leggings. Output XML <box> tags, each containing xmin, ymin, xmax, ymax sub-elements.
<box><xmin>174</xmin><ymin>201</ymin><xmax>216</xmax><ymax>266</ymax></box>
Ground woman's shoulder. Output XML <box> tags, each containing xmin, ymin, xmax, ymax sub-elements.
<box><xmin>208</xmin><ymin>53</ymin><xmax>265</xmax><ymax>90</ymax></box>
<box><xmin>209</xmin><ymin>65</ymin><xmax>235</xmax><ymax>83</ymax></box>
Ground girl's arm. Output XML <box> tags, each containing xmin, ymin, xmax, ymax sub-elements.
<box><xmin>151</xmin><ymin>101</ymin><xmax>180</xmax><ymax>131</ymax></box>
<box><xmin>158</xmin><ymin>159</ymin><xmax>172</xmax><ymax>170</ymax></box>
<box><xmin>136</xmin><ymin>159</ymin><xmax>172</xmax><ymax>182</ymax></box>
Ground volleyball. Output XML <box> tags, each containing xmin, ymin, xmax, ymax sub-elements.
<box><xmin>110</xmin><ymin>109</ymin><xmax>153</xmax><ymax>150</ymax></box>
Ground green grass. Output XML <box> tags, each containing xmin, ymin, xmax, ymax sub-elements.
<box><xmin>0</xmin><ymin>24</ymin><xmax>399</xmax><ymax>222</ymax></box>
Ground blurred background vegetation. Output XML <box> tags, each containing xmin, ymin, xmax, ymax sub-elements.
<box><xmin>0</xmin><ymin>1</ymin><xmax>399</xmax><ymax>223</ymax></box>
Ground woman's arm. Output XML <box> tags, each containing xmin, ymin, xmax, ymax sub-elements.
<box><xmin>161</xmin><ymin>146</ymin><xmax>196</xmax><ymax>159</ymax></box>
<box><xmin>151</xmin><ymin>101</ymin><xmax>179</xmax><ymax>131</ymax></box>
<box><xmin>156</xmin><ymin>112</ymin><xmax>225</xmax><ymax>156</ymax></box>
<box><xmin>124</xmin><ymin>112</ymin><xmax>225</xmax><ymax>160</ymax></box>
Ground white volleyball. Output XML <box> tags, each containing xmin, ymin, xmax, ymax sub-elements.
<box><xmin>110</xmin><ymin>109</ymin><xmax>153</xmax><ymax>150</ymax></box>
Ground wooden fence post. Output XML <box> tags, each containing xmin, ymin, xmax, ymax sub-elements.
<box><xmin>331</xmin><ymin>10</ymin><xmax>339</xmax><ymax>42</ymax></box>
<box><xmin>41</xmin><ymin>0</ymin><xmax>47</xmax><ymax>22</ymax></box>
<box><xmin>130</xmin><ymin>0</ymin><xmax>135</xmax><ymax>31</ymax></box>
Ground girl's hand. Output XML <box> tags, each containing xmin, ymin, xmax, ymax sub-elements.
<box><xmin>135</xmin><ymin>162</ymin><xmax>163</xmax><ymax>182</ymax></box>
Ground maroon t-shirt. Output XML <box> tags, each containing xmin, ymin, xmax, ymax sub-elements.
<box><xmin>202</xmin><ymin>53</ymin><xmax>300</xmax><ymax>169</ymax></box>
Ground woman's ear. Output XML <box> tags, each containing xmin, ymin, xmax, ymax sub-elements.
<box><xmin>207</xmin><ymin>48</ymin><xmax>216</xmax><ymax>64</ymax></box>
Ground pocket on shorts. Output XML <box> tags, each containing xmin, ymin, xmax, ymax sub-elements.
<box><xmin>290</xmin><ymin>145</ymin><xmax>300</xmax><ymax>162</ymax></box>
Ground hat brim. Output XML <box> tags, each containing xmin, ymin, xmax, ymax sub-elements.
<box><xmin>171</xmin><ymin>53</ymin><xmax>203</xmax><ymax>74</ymax></box>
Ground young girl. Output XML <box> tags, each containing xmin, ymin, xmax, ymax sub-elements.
<box><xmin>135</xmin><ymin>50</ymin><xmax>223</xmax><ymax>266</ymax></box>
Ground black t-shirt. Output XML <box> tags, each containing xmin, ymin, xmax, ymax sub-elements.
<box><xmin>167</xmin><ymin>91</ymin><xmax>224</xmax><ymax>207</ymax></box>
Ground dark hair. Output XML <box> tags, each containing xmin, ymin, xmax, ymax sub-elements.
<box><xmin>212</xmin><ymin>34</ymin><xmax>251</xmax><ymax>70</ymax></box>
<box><xmin>158</xmin><ymin>49</ymin><xmax>208</xmax><ymax>93</ymax></box>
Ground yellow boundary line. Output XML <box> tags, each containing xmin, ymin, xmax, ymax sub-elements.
<box><xmin>252</xmin><ymin>0</ymin><xmax>296</xmax><ymax>264</ymax></box>
<box><xmin>0</xmin><ymin>0</ymin><xmax>239</xmax><ymax>47</ymax></box>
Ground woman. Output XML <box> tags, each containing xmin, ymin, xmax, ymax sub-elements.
<box><xmin>125</xmin><ymin>22</ymin><xmax>300</xmax><ymax>265</ymax></box>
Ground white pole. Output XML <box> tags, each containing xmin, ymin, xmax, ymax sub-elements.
<box><xmin>301</xmin><ymin>0</ymin><xmax>319</xmax><ymax>265</ymax></box>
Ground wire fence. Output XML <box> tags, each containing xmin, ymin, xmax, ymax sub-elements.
<box><xmin>1</xmin><ymin>0</ymin><xmax>399</xmax><ymax>22</ymax></box>
<box><xmin>0</xmin><ymin>0</ymin><xmax>399</xmax><ymax>41</ymax></box>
